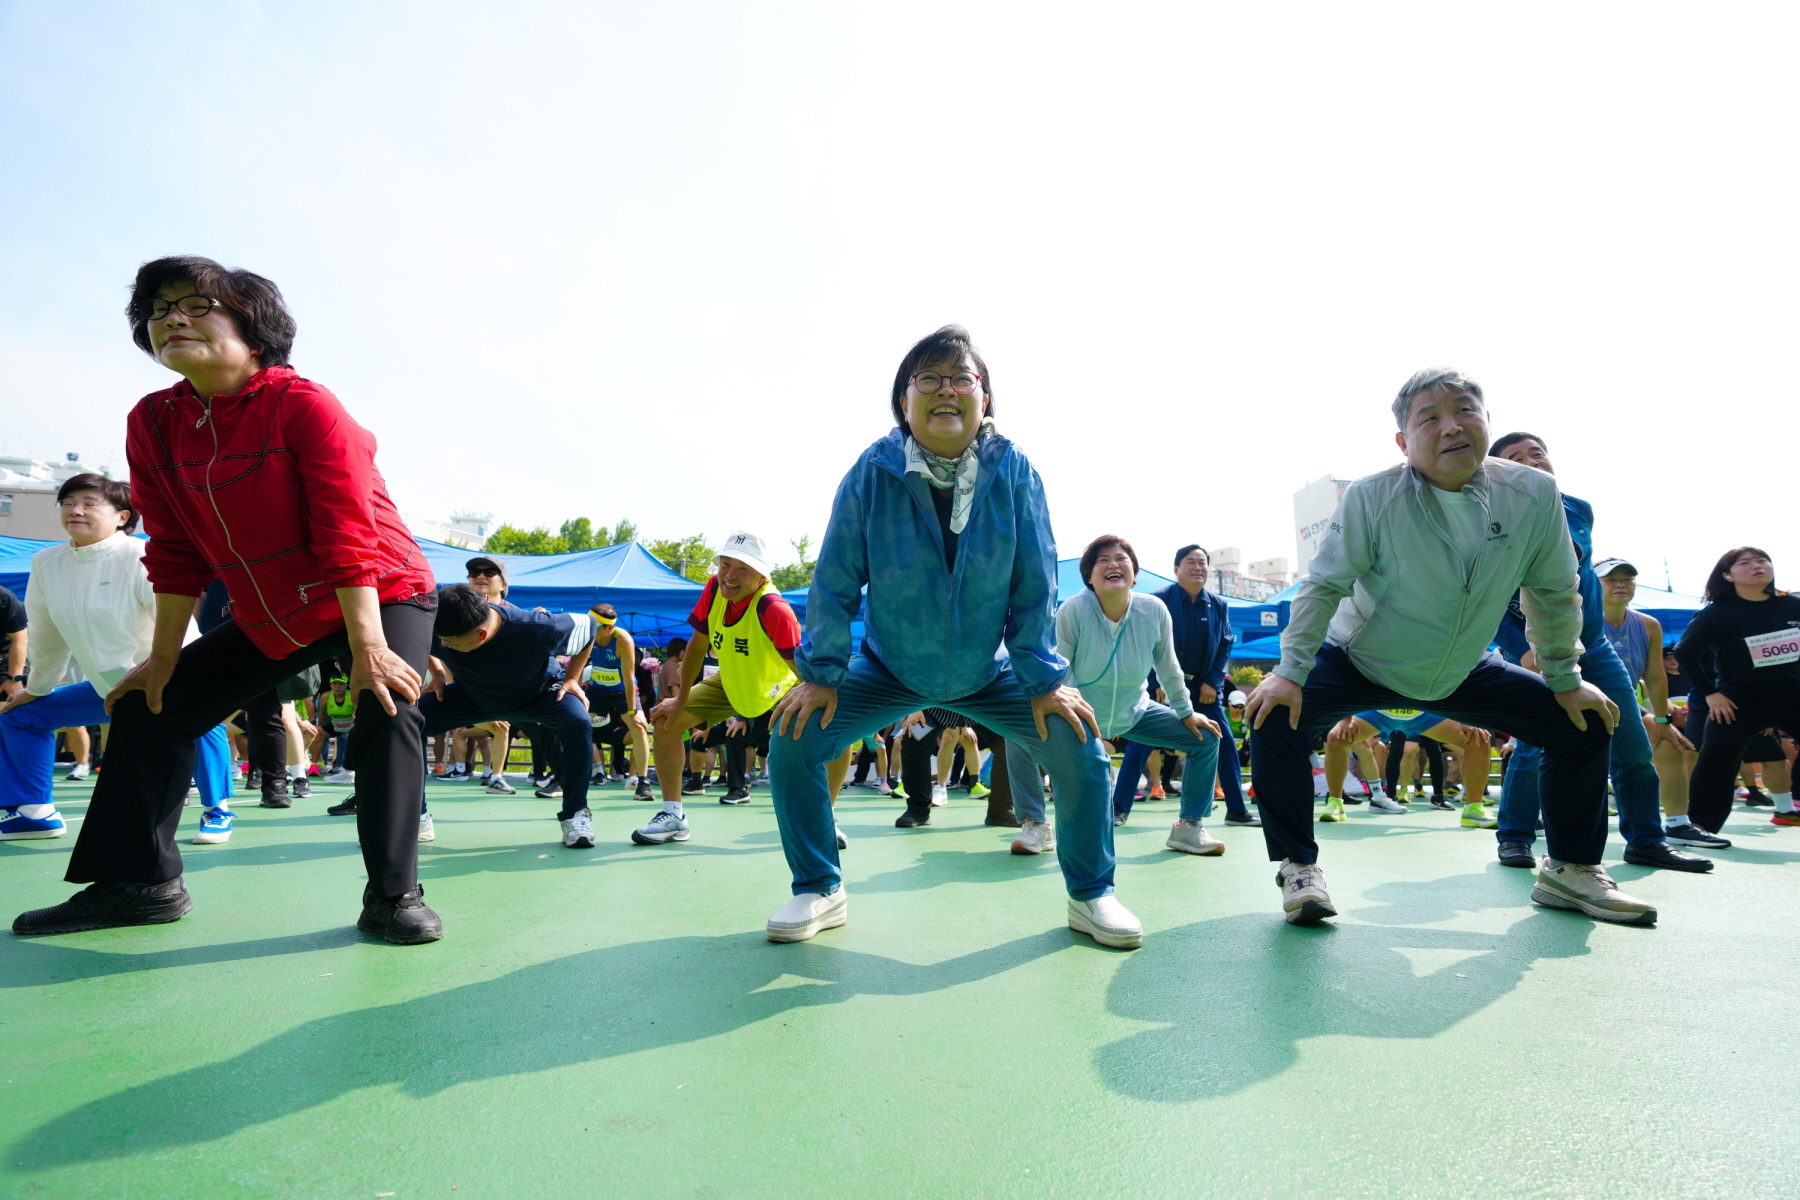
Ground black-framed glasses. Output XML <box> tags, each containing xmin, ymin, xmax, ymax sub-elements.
<box><xmin>147</xmin><ymin>295</ymin><xmax>221</xmax><ymax>321</ymax></box>
<box><xmin>911</xmin><ymin>371</ymin><xmax>981</xmax><ymax>395</ymax></box>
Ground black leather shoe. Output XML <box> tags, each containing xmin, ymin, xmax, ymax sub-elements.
<box><xmin>1497</xmin><ymin>840</ymin><xmax>1537</xmax><ymax>868</ymax></box>
<box><xmin>326</xmin><ymin>795</ymin><xmax>359</xmax><ymax>816</ymax></box>
<box><xmin>13</xmin><ymin>878</ymin><xmax>192</xmax><ymax>935</ymax></box>
<box><xmin>1623</xmin><ymin>841</ymin><xmax>1714</xmax><ymax>873</ymax></box>
<box><xmin>259</xmin><ymin>776</ymin><xmax>292</xmax><ymax>809</ymax></box>
<box><xmin>984</xmin><ymin>806</ymin><xmax>1022</xmax><ymax>828</ymax></box>
<box><xmin>357</xmin><ymin>883</ymin><xmax>443</xmax><ymax>944</ymax></box>
<box><xmin>1224</xmin><ymin>810</ymin><xmax>1261</xmax><ymax>827</ymax></box>
<box><xmin>894</xmin><ymin>808</ymin><xmax>931</xmax><ymax>828</ymax></box>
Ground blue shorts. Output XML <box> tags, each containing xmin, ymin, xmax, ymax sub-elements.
<box><xmin>1357</xmin><ymin>709</ymin><xmax>1444</xmax><ymax>739</ymax></box>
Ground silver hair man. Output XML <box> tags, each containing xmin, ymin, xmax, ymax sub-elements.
<box><xmin>1391</xmin><ymin>367</ymin><xmax>1484</xmax><ymax>428</ymax></box>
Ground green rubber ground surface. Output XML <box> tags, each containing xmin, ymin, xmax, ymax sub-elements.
<box><xmin>3</xmin><ymin>774</ymin><xmax>1797</xmax><ymax>1200</ymax></box>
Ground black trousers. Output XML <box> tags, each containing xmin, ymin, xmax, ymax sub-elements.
<box><xmin>1689</xmin><ymin>693</ymin><xmax>1800</xmax><ymax>832</ymax></box>
<box><xmin>243</xmin><ymin>689</ymin><xmax>285</xmax><ymax>780</ymax></box>
<box><xmin>898</xmin><ymin>727</ymin><xmax>939</xmax><ymax>808</ymax></box>
<box><xmin>68</xmin><ymin>595</ymin><xmax>436</xmax><ymax>896</ymax></box>
<box><xmin>1249</xmin><ymin>645</ymin><xmax>1610</xmax><ymax>865</ymax></box>
<box><xmin>1385</xmin><ymin>731</ymin><xmax>1445</xmax><ymax>797</ymax></box>
<box><xmin>722</xmin><ymin>712</ymin><xmax>772</xmax><ymax>792</ymax></box>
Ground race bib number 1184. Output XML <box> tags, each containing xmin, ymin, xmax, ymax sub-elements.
<box><xmin>1745</xmin><ymin>627</ymin><xmax>1800</xmax><ymax>668</ymax></box>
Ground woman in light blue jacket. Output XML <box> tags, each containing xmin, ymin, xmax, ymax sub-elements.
<box><xmin>1011</xmin><ymin>535</ymin><xmax>1224</xmax><ymax>857</ymax></box>
<box><xmin>767</xmin><ymin>325</ymin><xmax>1136</xmax><ymax>949</ymax></box>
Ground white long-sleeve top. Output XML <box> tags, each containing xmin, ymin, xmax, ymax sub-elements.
<box><xmin>1054</xmin><ymin>589</ymin><xmax>1193</xmax><ymax>739</ymax></box>
<box><xmin>24</xmin><ymin>533</ymin><xmax>159</xmax><ymax>697</ymax></box>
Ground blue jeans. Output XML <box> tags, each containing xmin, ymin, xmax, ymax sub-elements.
<box><xmin>1116</xmin><ymin>694</ymin><xmax>1247</xmax><ymax>817</ymax></box>
<box><xmin>0</xmin><ymin>682</ymin><xmax>234</xmax><ymax>810</ymax></box>
<box><xmin>1496</xmin><ymin>645</ymin><xmax>1666</xmax><ymax>850</ymax></box>
<box><xmin>1021</xmin><ymin>702</ymin><xmax>1221</xmax><ymax>823</ymax></box>
<box><xmin>769</xmin><ymin>654</ymin><xmax>1114</xmax><ymax>899</ymax></box>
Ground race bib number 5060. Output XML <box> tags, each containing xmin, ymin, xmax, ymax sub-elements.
<box><xmin>1745</xmin><ymin>627</ymin><xmax>1800</xmax><ymax>668</ymax></box>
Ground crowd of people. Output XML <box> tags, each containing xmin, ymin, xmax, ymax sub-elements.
<box><xmin>2</xmin><ymin>255</ymin><xmax>1794</xmax><ymax>950</ymax></box>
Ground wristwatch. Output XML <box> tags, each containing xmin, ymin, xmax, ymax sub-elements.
<box><xmin>1653</xmin><ymin>716</ymin><xmax>1671</xmax><ymax>724</ymax></box>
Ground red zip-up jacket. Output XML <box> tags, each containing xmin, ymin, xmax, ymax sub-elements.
<box><xmin>126</xmin><ymin>365</ymin><xmax>436</xmax><ymax>659</ymax></box>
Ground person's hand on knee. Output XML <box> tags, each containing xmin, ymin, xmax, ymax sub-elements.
<box><xmin>1031</xmin><ymin>686</ymin><xmax>1099</xmax><ymax>743</ymax></box>
<box><xmin>1554</xmin><ymin>681</ymin><xmax>1619</xmax><ymax>733</ymax></box>
<box><xmin>1245</xmin><ymin>675</ymin><xmax>1303</xmax><ymax>730</ymax></box>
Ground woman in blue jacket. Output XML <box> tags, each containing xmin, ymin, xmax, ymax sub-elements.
<box><xmin>767</xmin><ymin>326</ymin><xmax>1134</xmax><ymax>948</ymax></box>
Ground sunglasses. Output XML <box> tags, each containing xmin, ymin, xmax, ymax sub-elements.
<box><xmin>468</xmin><ymin>567</ymin><xmax>501</xmax><ymax>578</ymax></box>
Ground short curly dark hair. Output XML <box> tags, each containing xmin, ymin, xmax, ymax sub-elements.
<box><xmin>126</xmin><ymin>256</ymin><xmax>297</xmax><ymax>367</ymax></box>
<box><xmin>55</xmin><ymin>472</ymin><xmax>138</xmax><ymax>535</ymax></box>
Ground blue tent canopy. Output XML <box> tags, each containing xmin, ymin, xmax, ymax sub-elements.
<box><xmin>0</xmin><ymin>535</ymin><xmax>62</xmax><ymax>598</ymax></box>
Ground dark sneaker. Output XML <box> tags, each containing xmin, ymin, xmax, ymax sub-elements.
<box><xmin>681</xmin><ymin>775</ymin><xmax>707</xmax><ymax>795</ymax></box>
<box><xmin>259</xmin><ymin>777</ymin><xmax>292</xmax><ymax>809</ymax></box>
<box><xmin>535</xmin><ymin>777</ymin><xmax>562</xmax><ymax>799</ymax></box>
<box><xmin>13</xmin><ymin>878</ymin><xmax>192</xmax><ymax>935</ymax></box>
<box><xmin>1497</xmin><ymin>841</ymin><xmax>1537</xmax><ymax>868</ymax></box>
<box><xmin>634</xmin><ymin>778</ymin><xmax>656</xmax><ymax>801</ymax></box>
<box><xmin>1742</xmin><ymin>787</ymin><xmax>1773</xmax><ymax>807</ymax></box>
<box><xmin>292</xmin><ymin>776</ymin><xmax>312</xmax><ymax>799</ymax></box>
<box><xmin>1224</xmin><ymin>810</ymin><xmax>1261</xmax><ymax>826</ymax></box>
<box><xmin>326</xmin><ymin>795</ymin><xmax>359</xmax><ymax>816</ymax></box>
<box><xmin>1429</xmin><ymin>795</ymin><xmax>1457</xmax><ymax>811</ymax></box>
<box><xmin>1773</xmin><ymin>811</ymin><xmax>1800</xmax><ymax>827</ymax></box>
<box><xmin>246</xmin><ymin>768</ymin><xmax>262</xmax><ymax>789</ymax></box>
<box><xmin>357</xmin><ymin>883</ymin><xmax>442</xmax><ymax>944</ymax></box>
<box><xmin>719</xmin><ymin>787</ymin><xmax>751</xmax><ymax>805</ymax></box>
<box><xmin>894</xmin><ymin>808</ymin><xmax>931</xmax><ymax>828</ymax></box>
<box><xmin>1622</xmin><ymin>842</ymin><xmax>1713</xmax><ymax>872</ymax></box>
<box><xmin>1663</xmin><ymin>823</ymin><xmax>1731</xmax><ymax>848</ymax></box>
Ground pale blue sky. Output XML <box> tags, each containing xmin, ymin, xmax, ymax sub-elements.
<box><xmin>2</xmin><ymin>2</ymin><xmax>1794</xmax><ymax>592</ymax></box>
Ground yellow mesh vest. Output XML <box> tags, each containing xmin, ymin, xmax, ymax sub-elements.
<box><xmin>707</xmin><ymin>580</ymin><xmax>797</xmax><ymax>718</ymax></box>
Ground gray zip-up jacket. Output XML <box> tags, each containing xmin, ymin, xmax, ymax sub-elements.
<box><xmin>1275</xmin><ymin>458</ymin><xmax>1585</xmax><ymax>699</ymax></box>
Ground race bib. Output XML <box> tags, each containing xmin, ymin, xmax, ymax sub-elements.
<box><xmin>1745</xmin><ymin>627</ymin><xmax>1800</xmax><ymax>668</ymax></box>
<box><xmin>1378</xmin><ymin>708</ymin><xmax>1422</xmax><ymax>719</ymax></box>
<box><xmin>590</xmin><ymin>666</ymin><xmax>622</xmax><ymax>686</ymax></box>
<box><xmin>333</xmin><ymin>717</ymin><xmax>355</xmax><ymax>733</ymax></box>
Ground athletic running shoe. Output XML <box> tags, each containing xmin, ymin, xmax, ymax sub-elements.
<box><xmin>0</xmin><ymin>807</ymin><xmax>66</xmax><ymax>839</ymax></box>
<box><xmin>1532</xmin><ymin>861</ymin><xmax>1656</xmax><ymax>924</ymax></box>
<box><xmin>1147</xmin><ymin>785</ymin><xmax>1167</xmax><ymax>801</ymax></box>
<box><xmin>631</xmin><ymin>810</ymin><xmax>690</xmax><ymax>844</ymax></box>
<box><xmin>67</xmin><ymin>762</ymin><xmax>90</xmax><ymax>781</ymax></box>
<box><xmin>1067</xmin><ymin>895</ymin><xmax>1143</xmax><ymax>949</ymax></box>
<box><xmin>1430</xmin><ymin>795</ymin><xmax>1457</xmax><ymax>811</ymax></box>
<box><xmin>588</xmin><ymin>768</ymin><xmax>607</xmax><ymax>786</ymax></box>
<box><xmin>1166</xmin><ymin>781</ymin><xmax>1183</xmax><ymax>796</ymax></box>
<box><xmin>1012</xmin><ymin>819</ymin><xmax>1056</xmax><ymax>855</ymax></box>
<box><xmin>1743</xmin><ymin>787</ymin><xmax>1773</xmax><ymax>807</ymax></box>
<box><xmin>1663</xmin><ymin>822</ymin><xmax>1730</xmax><ymax>848</ymax></box>
<box><xmin>486</xmin><ymin>775</ymin><xmax>517</xmax><ymax>795</ymax></box>
<box><xmin>324</xmin><ymin>767</ymin><xmax>352</xmax><ymax>781</ymax></box>
<box><xmin>1343</xmin><ymin>794</ymin><xmax>1364</xmax><ymax>805</ymax></box>
<box><xmin>1497</xmin><ymin>841</ymin><xmax>1537</xmax><ymax>868</ymax></box>
<box><xmin>719</xmin><ymin>787</ymin><xmax>751</xmax><ymax>805</ymax></box>
<box><xmin>418</xmin><ymin>813</ymin><xmax>436</xmax><ymax>843</ymax></box>
<box><xmin>930</xmin><ymin>784</ymin><xmax>949</xmax><ymax>807</ymax></box>
<box><xmin>1461</xmin><ymin>803</ymin><xmax>1498</xmax><ymax>829</ymax></box>
<box><xmin>1225</xmin><ymin>810</ymin><xmax>1261</xmax><ymax>826</ymax></box>
<box><xmin>634</xmin><ymin>778</ymin><xmax>656</xmax><ymax>801</ymax></box>
<box><xmin>193</xmin><ymin>807</ymin><xmax>233</xmax><ymax>844</ymax></box>
<box><xmin>1276</xmin><ymin>860</ymin><xmax>1336</xmax><ymax>924</ymax></box>
<box><xmin>1771</xmin><ymin>811</ymin><xmax>1800</xmax><ymax>826</ymax></box>
<box><xmin>560</xmin><ymin>809</ymin><xmax>595</xmax><ymax>848</ymax></box>
<box><xmin>326</xmin><ymin>796</ymin><xmax>359</xmax><ymax>816</ymax></box>
<box><xmin>681</xmin><ymin>775</ymin><xmax>706</xmax><ymax>795</ymax></box>
<box><xmin>767</xmin><ymin>889</ymin><xmax>847</xmax><ymax>943</ymax></box>
<box><xmin>968</xmin><ymin>781</ymin><xmax>991</xmax><ymax>798</ymax></box>
<box><xmin>877</xmin><ymin>780</ymin><xmax>893</xmax><ymax>797</ymax></box>
<box><xmin>1368</xmin><ymin>793</ymin><xmax>1407</xmax><ymax>813</ymax></box>
<box><xmin>292</xmin><ymin>776</ymin><xmax>312</xmax><ymax>799</ymax></box>
<box><xmin>1317</xmin><ymin>797</ymin><xmax>1346</xmax><ymax>823</ymax></box>
<box><xmin>535</xmin><ymin>777</ymin><xmax>562</xmax><ymax>799</ymax></box>
<box><xmin>891</xmin><ymin>779</ymin><xmax>908</xmax><ymax>800</ymax></box>
<box><xmin>356</xmin><ymin>881</ymin><xmax>441</xmax><ymax>945</ymax></box>
<box><xmin>1113</xmin><ymin>809</ymin><xmax>1129</xmax><ymax>827</ymax></box>
<box><xmin>1166</xmin><ymin>820</ymin><xmax>1224</xmax><ymax>856</ymax></box>
<box><xmin>836</xmin><ymin>825</ymin><xmax>849</xmax><ymax>850</ymax></box>
<box><xmin>259</xmin><ymin>778</ymin><xmax>292</xmax><ymax>809</ymax></box>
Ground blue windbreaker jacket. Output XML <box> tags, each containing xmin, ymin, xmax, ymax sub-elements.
<box><xmin>795</xmin><ymin>428</ymin><xmax>1068</xmax><ymax>700</ymax></box>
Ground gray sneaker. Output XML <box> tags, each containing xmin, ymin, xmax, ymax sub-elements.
<box><xmin>560</xmin><ymin>808</ymin><xmax>595</xmax><ymax>849</ymax></box>
<box><xmin>1367</xmin><ymin>792</ymin><xmax>1407</xmax><ymax>813</ymax></box>
<box><xmin>1165</xmin><ymin>820</ymin><xmax>1224</xmax><ymax>856</ymax></box>
<box><xmin>1275</xmin><ymin>859</ymin><xmax>1336</xmax><ymax>925</ymax></box>
<box><xmin>1531</xmin><ymin>860</ymin><xmax>1656</xmax><ymax>924</ymax></box>
<box><xmin>631</xmin><ymin>810</ymin><xmax>690</xmax><ymax>845</ymax></box>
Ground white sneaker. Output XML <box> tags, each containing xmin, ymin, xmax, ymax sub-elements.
<box><xmin>1067</xmin><ymin>895</ymin><xmax>1143</xmax><ymax>949</ymax></box>
<box><xmin>930</xmin><ymin>784</ymin><xmax>948</xmax><ymax>807</ymax></box>
<box><xmin>836</xmin><ymin>825</ymin><xmax>849</xmax><ymax>850</ymax></box>
<box><xmin>1011</xmin><ymin>818</ymin><xmax>1055</xmax><ymax>855</ymax></box>
<box><xmin>560</xmin><ymin>808</ymin><xmax>596</xmax><ymax>849</ymax></box>
<box><xmin>1532</xmin><ymin>860</ymin><xmax>1657</xmax><ymax>924</ymax></box>
<box><xmin>1368</xmin><ymin>792</ymin><xmax>1407</xmax><ymax>813</ymax></box>
<box><xmin>67</xmin><ymin>762</ymin><xmax>90</xmax><ymax>781</ymax></box>
<box><xmin>767</xmin><ymin>889</ymin><xmax>848</xmax><ymax>943</ymax></box>
<box><xmin>1275</xmin><ymin>859</ymin><xmax>1337</xmax><ymax>924</ymax></box>
<box><xmin>485</xmin><ymin>775</ymin><xmax>517</xmax><ymax>795</ymax></box>
<box><xmin>1165</xmin><ymin>819</ymin><xmax>1224</xmax><ymax>856</ymax></box>
<box><xmin>418</xmin><ymin>813</ymin><xmax>435</xmax><ymax>842</ymax></box>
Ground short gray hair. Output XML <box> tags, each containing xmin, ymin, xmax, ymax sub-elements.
<box><xmin>1392</xmin><ymin>367</ymin><xmax>1484</xmax><ymax>429</ymax></box>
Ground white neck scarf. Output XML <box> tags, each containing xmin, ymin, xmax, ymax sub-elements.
<box><xmin>904</xmin><ymin>419</ymin><xmax>994</xmax><ymax>534</ymax></box>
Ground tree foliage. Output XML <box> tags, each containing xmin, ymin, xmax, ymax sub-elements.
<box><xmin>646</xmin><ymin>534</ymin><xmax>715</xmax><ymax>582</ymax></box>
<box><xmin>484</xmin><ymin>517</ymin><xmax>641</xmax><ymax>557</ymax></box>
<box><xmin>769</xmin><ymin>535</ymin><xmax>816</xmax><ymax>593</ymax></box>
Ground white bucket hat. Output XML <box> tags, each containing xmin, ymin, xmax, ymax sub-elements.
<box><xmin>717</xmin><ymin>531</ymin><xmax>775</xmax><ymax>579</ymax></box>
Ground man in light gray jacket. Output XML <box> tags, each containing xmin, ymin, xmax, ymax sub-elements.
<box><xmin>1243</xmin><ymin>368</ymin><xmax>1655</xmax><ymax>928</ymax></box>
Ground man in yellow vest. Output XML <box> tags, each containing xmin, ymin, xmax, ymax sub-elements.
<box><xmin>631</xmin><ymin>532</ymin><xmax>802</xmax><ymax>845</ymax></box>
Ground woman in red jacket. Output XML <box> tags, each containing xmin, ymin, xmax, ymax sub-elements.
<box><xmin>12</xmin><ymin>256</ymin><xmax>442</xmax><ymax>944</ymax></box>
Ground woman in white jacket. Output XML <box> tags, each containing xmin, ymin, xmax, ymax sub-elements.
<box><xmin>0</xmin><ymin>475</ymin><xmax>234</xmax><ymax>842</ymax></box>
<box><xmin>1010</xmin><ymin>535</ymin><xmax>1225</xmax><ymax>857</ymax></box>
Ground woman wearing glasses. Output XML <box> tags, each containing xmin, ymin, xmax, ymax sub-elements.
<box><xmin>12</xmin><ymin>256</ymin><xmax>442</xmax><ymax>944</ymax></box>
<box><xmin>767</xmin><ymin>325</ymin><xmax>1136</xmax><ymax>948</ymax></box>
